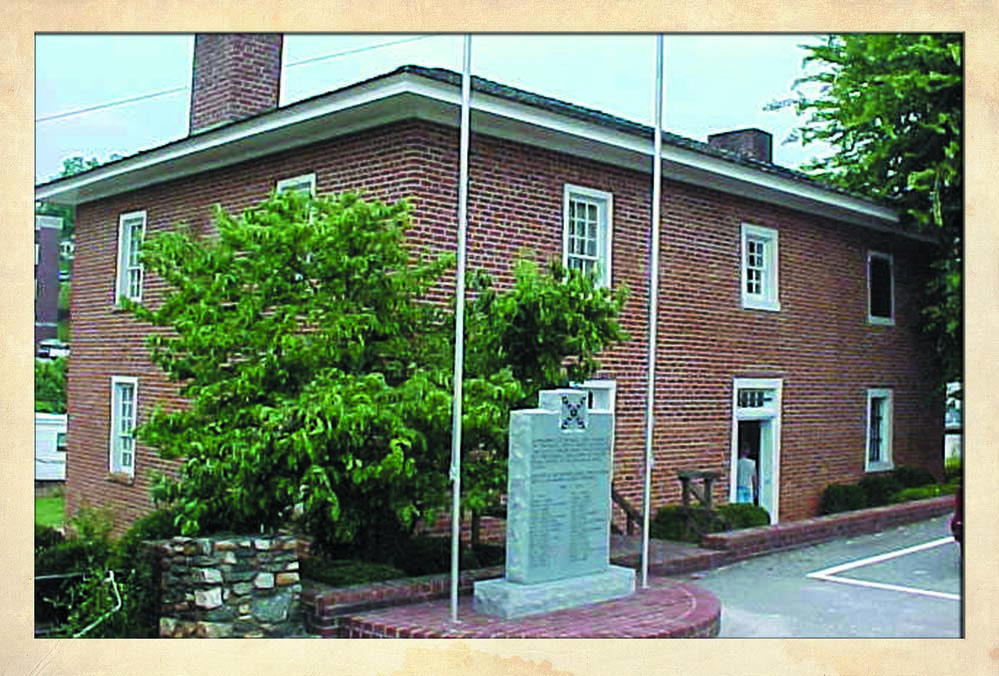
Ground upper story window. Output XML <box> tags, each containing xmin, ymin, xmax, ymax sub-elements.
<box><xmin>563</xmin><ymin>185</ymin><xmax>613</xmax><ymax>288</ymax></box>
<box><xmin>109</xmin><ymin>376</ymin><xmax>138</xmax><ymax>477</ymax></box>
<box><xmin>276</xmin><ymin>173</ymin><xmax>316</xmax><ymax>196</ymax></box>
<box><xmin>865</xmin><ymin>388</ymin><xmax>894</xmax><ymax>471</ymax></box>
<box><xmin>116</xmin><ymin>211</ymin><xmax>146</xmax><ymax>304</ymax></box>
<box><xmin>741</xmin><ymin>224</ymin><xmax>780</xmax><ymax>311</ymax></box>
<box><xmin>868</xmin><ymin>252</ymin><xmax>894</xmax><ymax>325</ymax></box>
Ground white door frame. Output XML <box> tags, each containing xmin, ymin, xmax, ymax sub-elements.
<box><xmin>730</xmin><ymin>377</ymin><xmax>783</xmax><ymax>523</ymax></box>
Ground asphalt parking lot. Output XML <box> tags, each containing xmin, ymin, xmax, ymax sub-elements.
<box><xmin>690</xmin><ymin>515</ymin><xmax>961</xmax><ymax>638</ymax></box>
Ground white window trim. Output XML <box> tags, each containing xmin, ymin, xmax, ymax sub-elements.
<box><xmin>575</xmin><ymin>379</ymin><xmax>617</xmax><ymax>456</ymax></box>
<box><xmin>741</xmin><ymin>223</ymin><xmax>780</xmax><ymax>312</ymax></box>
<box><xmin>730</xmin><ymin>377</ymin><xmax>783</xmax><ymax>521</ymax></box>
<box><xmin>576</xmin><ymin>379</ymin><xmax>617</xmax><ymax>413</ymax></box>
<box><xmin>562</xmin><ymin>184</ymin><xmax>613</xmax><ymax>288</ymax></box>
<box><xmin>109</xmin><ymin>376</ymin><xmax>139</xmax><ymax>477</ymax></box>
<box><xmin>867</xmin><ymin>251</ymin><xmax>895</xmax><ymax>326</ymax></box>
<box><xmin>115</xmin><ymin>210</ymin><xmax>146</xmax><ymax>304</ymax></box>
<box><xmin>865</xmin><ymin>388</ymin><xmax>894</xmax><ymax>472</ymax></box>
<box><xmin>276</xmin><ymin>172</ymin><xmax>317</xmax><ymax>196</ymax></box>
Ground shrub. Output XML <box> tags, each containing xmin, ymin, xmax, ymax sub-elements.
<box><xmin>717</xmin><ymin>503</ymin><xmax>771</xmax><ymax>530</ymax></box>
<box><xmin>34</xmin><ymin>538</ymin><xmax>113</xmax><ymax>635</ymax></box>
<box><xmin>650</xmin><ymin>506</ymin><xmax>726</xmax><ymax>543</ymax></box>
<box><xmin>819</xmin><ymin>483</ymin><xmax>867</xmax><ymax>515</ymax></box>
<box><xmin>395</xmin><ymin>536</ymin><xmax>481</xmax><ymax>577</ymax></box>
<box><xmin>944</xmin><ymin>457</ymin><xmax>962</xmax><ymax>482</ymax></box>
<box><xmin>35</xmin><ymin>506</ymin><xmax>174</xmax><ymax>638</ymax></box>
<box><xmin>35</xmin><ymin>524</ymin><xmax>65</xmax><ymax>553</ymax></box>
<box><xmin>891</xmin><ymin>466</ymin><xmax>937</xmax><ymax>489</ymax></box>
<box><xmin>35</xmin><ymin>539</ymin><xmax>112</xmax><ymax>577</ymax></box>
<box><xmin>67</xmin><ymin>503</ymin><xmax>115</xmax><ymax>543</ymax></box>
<box><xmin>108</xmin><ymin>507</ymin><xmax>183</xmax><ymax>638</ymax></box>
<box><xmin>896</xmin><ymin>483</ymin><xmax>959</xmax><ymax>502</ymax></box>
<box><xmin>471</xmin><ymin>543</ymin><xmax>505</xmax><ymax>568</ymax></box>
<box><xmin>858</xmin><ymin>474</ymin><xmax>903</xmax><ymax>507</ymax></box>
<box><xmin>113</xmin><ymin>507</ymin><xmax>181</xmax><ymax>566</ymax></box>
<box><xmin>300</xmin><ymin>558</ymin><xmax>406</xmax><ymax>587</ymax></box>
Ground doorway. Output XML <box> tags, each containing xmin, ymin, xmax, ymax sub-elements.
<box><xmin>731</xmin><ymin>378</ymin><xmax>782</xmax><ymax>523</ymax></box>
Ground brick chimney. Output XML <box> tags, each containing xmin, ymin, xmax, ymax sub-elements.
<box><xmin>188</xmin><ymin>33</ymin><xmax>283</xmax><ymax>134</ymax></box>
<box><xmin>707</xmin><ymin>128</ymin><xmax>772</xmax><ymax>164</ymax></box>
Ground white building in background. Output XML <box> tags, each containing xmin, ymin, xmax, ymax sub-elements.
<box><xmin>35</xmin><ymin>413</ymin><xmax>67</xmax><ymax>488</ymax></box>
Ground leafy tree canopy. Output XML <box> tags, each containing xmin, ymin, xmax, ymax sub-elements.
<box><xmin>128</xmin><ymin>190</ymin><xmax>627</xmax><ymax>561</ymax></box>
<box><xmin>792</xmin><ymin>33</ymin><xmax>962</xmax><ymax>384</ymax></box>
<box><xmin>35</xmin><ymin>357</ymin><xmax>67</xmax><ymax>413</ymax></box>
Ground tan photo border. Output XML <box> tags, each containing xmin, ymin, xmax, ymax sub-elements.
<box><xmin>3</xmin><ymin>3</ymin><xmax>997</xmax><ymax>674</ymax></box>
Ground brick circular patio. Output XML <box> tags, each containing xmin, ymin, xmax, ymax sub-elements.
<box><xmin>337</xmin><ymin>576</ymin><xmax>720</xmax><ymax>638</ymax></box>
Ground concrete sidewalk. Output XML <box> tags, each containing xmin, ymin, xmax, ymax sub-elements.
<box><xmin>609</xmin><ymin>496</ymin><xmax>955</xmax><ymax>576</ymax></box>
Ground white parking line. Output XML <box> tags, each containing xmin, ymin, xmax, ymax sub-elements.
<box><xmin>806</xmin><ymin>537</ymin><xmax>960</xmax><ymax>601</ymax></box>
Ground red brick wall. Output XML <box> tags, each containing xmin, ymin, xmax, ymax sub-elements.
<box><xmin>188</xmin><ymin>34</ymin><xmax>283</xmax><ymax>133</ymax></box>
<box><xmin>67</xmin><ymin>118</ymin><xmax>943</xmax><ymax>532</ymax></box>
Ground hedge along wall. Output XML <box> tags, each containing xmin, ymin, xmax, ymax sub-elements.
<box><xmin>151</xmin><ymin>533</ymin><xmax>303</xmax><ymax>638</ymax></box>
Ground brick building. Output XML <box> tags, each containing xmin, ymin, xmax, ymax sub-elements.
<box><xmin>34</xmin><ymin>214</ymin><xmax>62</xmax><ymax>351</ymax></box>
<box><xmin>34</xmin><ymin>34</ymin><xmax>943</xmax><ymax>532</ymax></box>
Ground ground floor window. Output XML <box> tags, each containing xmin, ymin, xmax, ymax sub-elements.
<box><xmin>109</xmin><ymin>376</ymin><xmax>138</xmax><ymax>477</ymax></box>
<box><xmin>865</xmin><ymin>388</ymin><xmax>894</xmax><ymax>471</ymax></box>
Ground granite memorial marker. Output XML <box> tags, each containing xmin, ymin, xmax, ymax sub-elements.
<box><xmin>473</xmin><ymin>389</ymin><xmax>635</xmax><ymax>618</ymax></box>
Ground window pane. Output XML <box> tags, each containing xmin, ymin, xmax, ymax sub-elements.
<box><xmin>746</xmin><ymin>237</ymin><xmax>766</xmax><ymax>296</ymax></box>
<box><xmin>869</xmin><ymin>397</ymin><xmax>884</xmax><ymax>462</ymax></box>
<box><xmin>870</xmin><ymin>257</ymin><xmax>892</xmax><ymax>318</ymax></box>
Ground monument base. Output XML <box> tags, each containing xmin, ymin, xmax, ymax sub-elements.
<box><xmin>473</xmin><ymin>566</ymin><xmax>635</xmax><ymax>619</ymax></box>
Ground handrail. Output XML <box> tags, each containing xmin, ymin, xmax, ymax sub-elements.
<box><xmin>35</xmin><ymin>569</ymin><xmax>123</xmax><ymax>638</ymax></box>
<box><xmin>72</xmin><ymin>570</ymin><xmax>122</xmax><ymax>638</ymax></box>
<box><xmin>611</xmin><ymin>484</ymin><xmax>643</xmax><ymax>536</ymax></box>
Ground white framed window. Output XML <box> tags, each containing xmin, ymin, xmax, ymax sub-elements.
<box><xmin>865</xmin><ymin>388</ymin><xmax>894</xmax><ymax>471</ymax></box>
<box><xmin>115</xmin><ymin>211</ymin><xmax>146</xmax><ymax>304</ymax></box>
<box><xmin>563</xmin><ymin>185</ymin><xmax>613</xmax><ymax>288</ymax></box>
<box><xmin>109</xmin><ymin>376</ymin><xmax>138</xmax><ymax>476</ymax></box>
<box><xmin>741</xmin><ymin>224</ymin><xmax>780</xmax><ymax>311</ymax></box>
<box><xmin>868</xmin><ymin>252</ymin><xmax>894</xmax><ymax>325</ymax></box>
<box><xmin>276</xmin><ymin>173</ymin><xmax>316</xmax><ymax>196</ymax></box>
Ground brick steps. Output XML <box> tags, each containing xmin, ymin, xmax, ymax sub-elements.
<box><xmin>314</xmin><ymin>577</ymin><xmax>720</xmax><ymax>638</ymax></box>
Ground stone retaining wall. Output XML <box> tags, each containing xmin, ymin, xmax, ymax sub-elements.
<box><xmin>152</xmin><ymin>534</ymin><xmax>303</xmax><ymax>638</ymax></box>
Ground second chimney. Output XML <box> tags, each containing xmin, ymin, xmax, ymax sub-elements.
<box><xmin>189</xmin><ymin>33</ymin><xmax>283</xmax><ymax>135</ymax></box>
<box><xmin>707</xmin><ymin>128</ymin><xmax>773</xmax><ymax>164</ymax></box>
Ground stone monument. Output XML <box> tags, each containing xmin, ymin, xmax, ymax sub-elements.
<box><xmin>473</xmin><ymin>389</ymin><xmax>635</xmax><ymax>618</ymax></box>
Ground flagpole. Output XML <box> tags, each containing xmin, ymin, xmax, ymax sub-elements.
<box><xmin>449</xmin><ymin>34</ymin><xmax>473</xmax><ymax>624</ymax></box>
<box><xmin>642</xmin><ymin>34</ymin><xmax>664</xmax><ymax>590</ymax></box>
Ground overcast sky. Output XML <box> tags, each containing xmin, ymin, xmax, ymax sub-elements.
<box><xmin>34</xmin><ymin>33</ymin><xmax>832</xmax><ymax>184</ymax></box>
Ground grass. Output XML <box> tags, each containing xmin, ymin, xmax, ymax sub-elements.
<box><xmin>35</xmin><ymin>493</ymin><xmax>65</xmax><ymax>528</ymax></box>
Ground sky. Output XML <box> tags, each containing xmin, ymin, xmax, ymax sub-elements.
<box><xmin>34</xmin><ymin>33</ymin><xmax>833</xmax><ymax>184</ymax></box>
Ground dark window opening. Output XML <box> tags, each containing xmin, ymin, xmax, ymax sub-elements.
<box><xmin>870</xmin><ymin>255</ymin><xmax>893</xmax><ymax>319</ymax></box>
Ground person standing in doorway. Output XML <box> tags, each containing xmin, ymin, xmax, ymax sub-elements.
<box><xmin>736</xmin><ymin>442</ymin><xmax>758</xmax><ymax>504</ymax></box>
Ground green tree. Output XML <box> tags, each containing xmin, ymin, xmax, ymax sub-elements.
<box><xmin>127</xmin><ymin>190</ymin><xmax>627</xmax><ymax>562</ymax></box>
<box><xmin>791</xmin><ymin>34</ymin><xmax>962</xmax><ymax>384</ymax></box>
<box><xmin>460</xmin><ymin>261</ymin><xmax>628</xmax><ymax>523</ymax></box>
<box><xmin>35</xmin><ymin>356</ymin><xmax>67</xmax><ymax>413</ymax></box>
<box><xmin>128</xmin><ymin>191</ymin><xmax>457</xmax><ymax>559</ymax></box>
